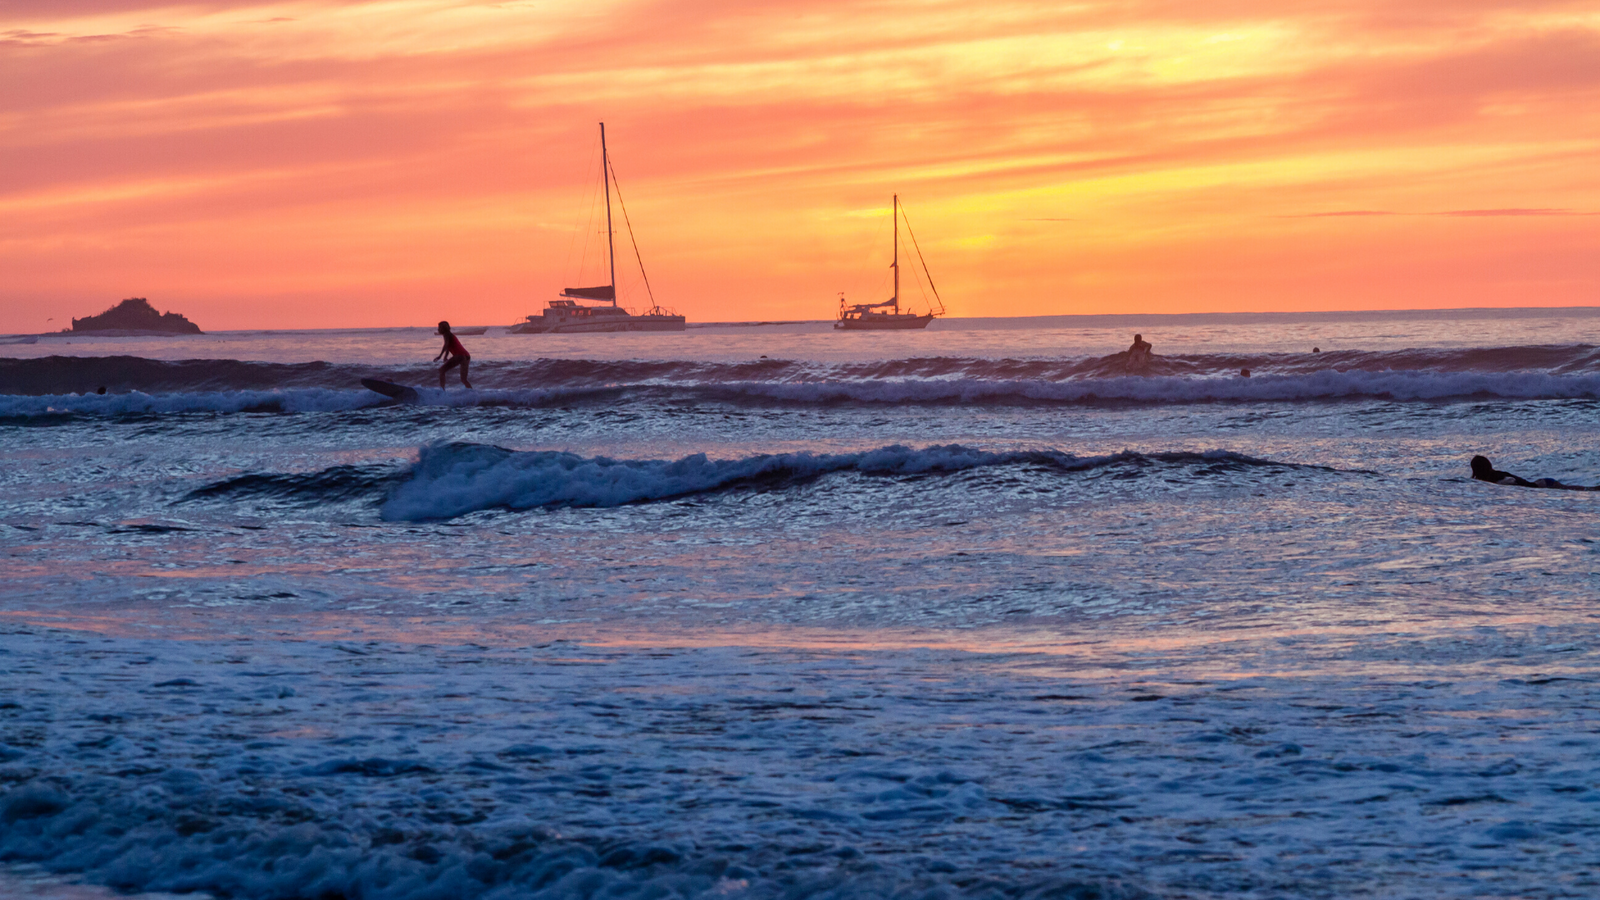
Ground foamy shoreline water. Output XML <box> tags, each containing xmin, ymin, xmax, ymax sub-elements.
<box><xmin>3</xmin><ymin>618</ymin><xmax>1597</xmax><ymax>899</ymax></box>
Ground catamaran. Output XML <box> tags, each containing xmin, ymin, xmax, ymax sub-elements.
<box><xmin>834</xmin><ymin>194</ymin><xmax>945</xmax><ymax>330</ymax></box>
<box><xmin>514</xmin><ymin>123</ymin><xmax>685</xmax><ymax>334</ymax></box>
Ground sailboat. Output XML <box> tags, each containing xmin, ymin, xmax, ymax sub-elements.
<box><xmin>834</xmin><ymin>194</ymin><xmax>945</xmax><ymax>330</ymax></box>
<box><xmin>513</xmin><ymin>123</ymin><xmax>685</xmax><ymax>334</ymax></box>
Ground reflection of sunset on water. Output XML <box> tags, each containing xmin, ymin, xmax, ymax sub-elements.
<box><xmin>5</xmin><ymin>608</ymin><xmax>1595</xmax><ymax>685</ymax></box>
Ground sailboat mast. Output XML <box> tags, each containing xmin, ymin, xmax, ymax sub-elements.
<box><xmin>892</xmin><ymin>194</ymin><xmax>900</xmax><ymax>314</ymax></box>
<box><xmin>601</xmin><ymin>122</ymin><xmax>617</xmax><ymax>307</ymax></box>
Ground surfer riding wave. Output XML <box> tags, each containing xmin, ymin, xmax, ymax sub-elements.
<box><xmin>435</xmin><ymin>321</ymin><xmax>473</xmax><ymax>390</ymax></box>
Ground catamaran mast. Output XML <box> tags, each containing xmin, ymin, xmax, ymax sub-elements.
<box><xmin>891</xmin><ymin>194</ymin><xmax>900</xmax><ymax>314</ymax></box>
<box><xmin>601</xmin><ymin>122</ymin><xmax>617</xmax><ymax>307</ymax></box>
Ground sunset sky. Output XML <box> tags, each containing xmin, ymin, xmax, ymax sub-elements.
<box><xmin>2</xmin><ymin>0</ymin><xmax>1597</xmax><ymax>330</ymax></box>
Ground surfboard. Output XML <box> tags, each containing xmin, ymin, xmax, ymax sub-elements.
<box><xmin>360</xmin><ymin>378</ymin><xmax>421</xmax><ymax>404</ymax></box>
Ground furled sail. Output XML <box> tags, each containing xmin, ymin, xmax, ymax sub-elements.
<box><xmin>562</xmin><ymin>285</ymin><xmax>616</xmax><ymax>301</ymax></box>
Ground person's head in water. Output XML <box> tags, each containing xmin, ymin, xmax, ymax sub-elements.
<box><xmin>1470</xmin><ymin>456</ymin><xmax>1495</xmax><ymax>479</ymax></box>
<box><xmin>437</xmin><ymin>321</ymin><xmax>451</xmax><ymax>335</ymax></box>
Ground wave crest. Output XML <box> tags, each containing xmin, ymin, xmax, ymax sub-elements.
<box><xmin>378</xmin><ymin>443</ymin><xmax>1313</xmax><ymax>521</ymax></box>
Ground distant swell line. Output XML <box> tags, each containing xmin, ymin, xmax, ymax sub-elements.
<box><xmin>183</xmin><ymin>464</ymin><xmax>405</xmax><ymax>506</ymax></box>
<box><xmin>0</xmin><ymin>388</ymin><xmax>377</xmax><ymax>419</ymax></box>
<box><xmin>6</xmin><ymin>344</ymin><xmax>1600</xmax><ymax>397</ymax></box>
<box><xmin>713</xmin><ymin>370</ymin><xmax>1600</xmax><ymax>404</ymax></box>
<box><xmin>7</xmin><ymin>369</ymin><xmax>1600</xmax><ymax>420</ymax></box>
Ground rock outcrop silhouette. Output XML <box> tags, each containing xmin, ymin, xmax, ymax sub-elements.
<box><xmin>71</xmin><ymin>298</ymin><xmax>202</xmax><ymax>334</ymax></box>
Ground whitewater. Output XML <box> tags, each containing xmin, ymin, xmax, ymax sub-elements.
<box><xmin>3</xmin><ymin>309</ymin><xmax>1600</xmax><ymax>900</ymax></box>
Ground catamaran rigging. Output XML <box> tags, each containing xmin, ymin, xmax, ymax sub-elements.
<box><xmin>513</xmin><ymin>123</ymin><xmax>685</xmax><ymax>333</ymax></box>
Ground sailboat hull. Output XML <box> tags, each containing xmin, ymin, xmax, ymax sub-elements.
<box><xmin>834</xmin><ymin>312</ymin><xmax>936</xmax><ymax>330</ymax></box>
<box><xmin>832</xmin><ymin>195</ymin><xmax>942</xmax><ymax>331</ymax></box>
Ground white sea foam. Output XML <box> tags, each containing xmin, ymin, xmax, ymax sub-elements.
<box><xmin>1</xmin><ymin>629</ymin><xmax>1594</xmax><ymax>900</ymax></box>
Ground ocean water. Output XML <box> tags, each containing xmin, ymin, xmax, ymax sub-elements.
<box><xmin>3</xmin><ymin>309</ymin><xmax>1600</xmax><ymax>900</ymax></box>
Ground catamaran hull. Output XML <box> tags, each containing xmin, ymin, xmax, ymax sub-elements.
<box><xmin>834</xmin><ymin>313</ymin><xmax>936</xmax><ymax>330</ymax></box>
<box><xmin>512</xmin><ymin>314</ymin><xmax>686</xmax><ymax>334</ymax></box>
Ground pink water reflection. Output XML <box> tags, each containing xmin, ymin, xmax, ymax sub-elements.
<box><xmin>7</xmin><ymin>605</ymin><xmax>1592</xmax><ymax>685</ymax></box>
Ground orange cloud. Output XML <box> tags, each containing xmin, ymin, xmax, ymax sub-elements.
<box><xmin>1</xmin><ymin>0</ymin><xmax>1597</xmax><ymax>330</ymax></box>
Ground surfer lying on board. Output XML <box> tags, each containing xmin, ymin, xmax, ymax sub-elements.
<box><xmin>1471</xmin><ymin>455</ymin><xmax>1597</xmax><ymax>490</ymax></box>
<box><xmin>435</xmin><ymin>321</ymin><xmax>473</xmax><ymax>389</ymax></box>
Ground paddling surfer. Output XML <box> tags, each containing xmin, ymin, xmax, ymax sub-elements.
<box><xmin>1470</xmin><ymin>455</ymin><xmax>1596</xmax><ymax>490</ymax></box>
<box><xmin>435</xmin><ymin>321</ymin><xmax>473</xmax><ymax>389</ymax></box>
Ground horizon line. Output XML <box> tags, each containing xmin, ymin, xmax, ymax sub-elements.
<box><xmin>17</xmin><ymin>304</ymin><xmax>1600</xmax><ymax>337</ymax></box>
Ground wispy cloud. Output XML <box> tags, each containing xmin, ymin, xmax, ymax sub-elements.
<box><xmin>1438</xmin><ymin>208</ymin><xmax>1576</xmax><ymax>216</ymax></box>
<box><xmin>0</xmin><ymin>0</ymin><xmax>1597</xmax><ymax>327</ymax></box>
<box><xmin>1279</xmin><ymin>210</ymin><xmax>1396</xmax><ymax>218</ymax></box>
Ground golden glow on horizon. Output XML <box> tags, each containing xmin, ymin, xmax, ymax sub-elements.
<box><xmin>2</xmin><ymin>0</ymin><xmax>1598</xmax><ymax>329</ymax></box>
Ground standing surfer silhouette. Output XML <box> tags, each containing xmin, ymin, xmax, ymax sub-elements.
<box><xmin>435</xmin><ymin>321</ymin><xmax>473</xmax><ymax>390</ymax></box>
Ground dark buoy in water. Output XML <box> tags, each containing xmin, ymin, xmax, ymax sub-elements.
<box><xmin>1312</xmin><ymin>347</ymin><xmax>1320</xmax><ymax>353</ymax></box>
<box><xmin>1240</xmin><ymin>368</ymin><xmax>1251</xmax><ymax>378</ymax></box>
<box><xmin>96</xmin><ymin>386</ymin><xmax>106</xmax><ymax>394</ymax></box>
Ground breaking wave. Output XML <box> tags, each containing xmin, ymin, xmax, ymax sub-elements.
<box><xmin>377</xmin><ymin>443</ymin><xmax>1321</xmax><ymax>521</ymax></box>
<box><xmin>178</xmin><ymin>443</ymin><xmax>1326</xmax><ymax>521</ymax></box>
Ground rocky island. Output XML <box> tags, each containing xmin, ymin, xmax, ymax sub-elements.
<box><xmin>71</xmin><ymin>298</ymin><xmax>202</xmax><ymax>334</ymax></box>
